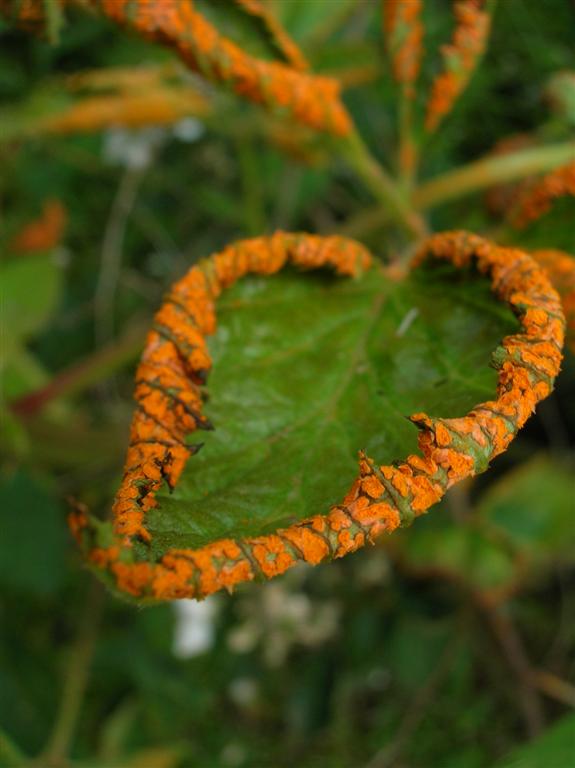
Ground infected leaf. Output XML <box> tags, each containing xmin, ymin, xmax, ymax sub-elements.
<box><xmin>511</xmin><ymin>161</ymin><xmax>575</xmax><ymax>229</ymax></box>
<box><xmin>1</xmin><ymin>0</ymin><xmax>351</xmax><ymax>136</ymax></box>
<box><xmin>530</xmin><ymin>249</ymin><xmax>575</xmax><ymax>353</ymax></box>
<box><xmin>70</xmin><ymin>231</ymin><xmax>564</xmax><ymax>603</ymax></box>
<box><xmin>425</xmin><ymin>0</ymin><xmax>493</xmax><ymax>133</ymax></box>
<box><xmin>383</xmin><ymin>0</ymin><xmax>423</xmax><ymax>97</ymax></box>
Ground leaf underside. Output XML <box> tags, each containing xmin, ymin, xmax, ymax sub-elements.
<box><xmin>141</xmin><ymin>262</ymin><xmax>517</xmax><ymax>561</ymax></box>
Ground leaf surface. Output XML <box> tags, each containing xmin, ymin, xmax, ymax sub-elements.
<box><xmin>72</xmin><ymin>232</ymin><xmax>564</xmax><ymax>602</ymax></box>
<box><xmin>149</xmin><ymin>263</ymin><xmax>516</xmax><ymax>556</ymax></box>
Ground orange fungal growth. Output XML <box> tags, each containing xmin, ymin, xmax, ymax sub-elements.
<box><xmin>511</xmin><ymin>161</ymin><xmax>575</xmax><ymax>228</ymax></box>
<box><xmin>37</xmin><ymin>88</ymin><xmax>210</xmax><ymax>135</ymax></box>
<box><xmin>2</xmin><ymin>0</ymin><xmax>350</xmax><ymax>135</ymax></box>
<box><xmin>9</xmin><ymin>199</ymin><xmax>66</xmax><ymax>253</ymax></box>
<box><xmin>383</xmin><ymin>0</ymin><xmax>424</xmax><ymax>96</ymax></box>
<box><xmin>70</xmin><ymin>230</ymin><xmax>564</xmax><ymax>603</ymax></box>
<box><xmin>90</xmin><ymin>0</ymin><xmax>350</xmax><ymax>136</ymax></box>
<box><xmin>233</xmin><ymin>0</ymin><xmax>309</xmax><ymax>72</ymax></box>
<box><xmin>530</xmin><ymin>249</ymin><xmax>575</xmax><ymax>354</ymax></box>
<box><xmin>425</xmin><ymin>0</ymin><xmax>492</xmax><ymax>132</ymax></box>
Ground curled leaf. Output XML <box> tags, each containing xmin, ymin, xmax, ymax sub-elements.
<box><xmin>71</xmin><ymin>231</ymin><xmax>564</xmax><ymax>603</ymax></box>
<box><xmin>383</xmin><ymin>0</ymin><xmax>424</xmax><ymax>97</ymax></box>
<box><xmin>232</xmin><ymin>0</ymin><xmax>309</xmax><ymax>71</ymax></box>
<box><xmin>425</xmin><ymin>0</ymin><xmax>492</xmax><ymax>133</ymax></box>
<box><xmin>511</xmin><ymin>161</ymin><xmax>575</xmax><ymax>228</ymax></box>
<box><xmin>530</xmin><ymin>249</ymin><xmax>575</xmax><ymax>353</ymax></box>
<box><xmin>9</xmin><ymin>199</ymin><xmax>66</xmax><ymax>254</ymax></box>
<box><xmin>93</xmin><ymin>0</ymin><xmax>351</xmax><ymax>135</ymax></box>
<box><xmin>0</xmin><ymin>0</ymin><xmax>351</xmax><ymax>136</ymax></box>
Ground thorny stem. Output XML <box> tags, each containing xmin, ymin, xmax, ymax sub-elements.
<box><xmin>414</xmin><ymin>141</ymin><xmax>575</xmax><ymax>210</ymax></box>
<box><xmin>342</xmin><ymin>130</ymin><xmax>427</xmax><ymax>239</ymax></box>
<box><xmin>40</xmin><ymin>580</ymin><xmax>105</xmax><ymax>767</ymax></box>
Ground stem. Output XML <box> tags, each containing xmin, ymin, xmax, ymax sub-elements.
<box><xmin>477</xmin><ymin>597</ymin><xmax>545</xmax><ymax>738</ymax></box>
<box><xmin>237</xmin><ymin>136</ymin><xmax>266</xmax><ymax>236</ymax></box>
<box><xmin>530</xmin><ymin>669</ymin><xmax>575</xmax><ymax>707</ymax></box>
<box><xmin>414</xmin><ymin>141</ymin><xmax>575</xmax><ymax>210</ymax></box>
<box><xmin>94</xmin><ymin>164</ymin><xmax>146</xmax><ymax>346</ymax></box>
<box><xmin>41</xmin><ymin>580</ymin><xmax>105</xmax><ymax>767</ymax></box>
<box><xmin>11</xmin><ymin>320</ymin><xmax>147</xmax><ymax>417</ymax></box>
<box><xmin>342</xmin><ymin>130</ymin><xmax>427</xmax><ymax>239</ymax></box>
<box><xmin>365</xmin><ymin>635</ymin><xmax>459</xmax><ymax>768</ymax></box>
<box><xmin>341</xmin><ymin>140</ymin><xmax>575</xmax><ymax>241</ymax></box>
<box><xmin>398</xmin><ymin>89</ymin><xmax>417</xmax><ymax>191</ymax></box>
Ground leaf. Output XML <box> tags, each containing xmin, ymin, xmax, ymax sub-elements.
<box><xmin>493</xmin><ymin>712</ymin><xmax>575</xmax><ymax>768</ymax></box>
<box><xmin>71</xmin><ymin>231</ymin><xmax>564</xmax><ymax>603</ymax></box>
<box><xmin>530</xmin><ymin>250</ymin><xmax>575</xmax><ymax>353</ymax></box>
<box><xmin>0</xmin><ymin>252</ymin><xmax>62</xmax><ymax>353</ymax></box>
<box><xmin>478</xmin><ymin>454</ymin><xmax>575</xmax><ymax>562</ymax></box>
<box><xmin>512</xmin><ymin>161</ymin><xmax>575</xmax><ymax>229</ymax></box>
<box><xmin>425</xmin><ymin>0</ymin><xmax>493</xmax><ymax>133</ymax></box>
<box><xmin>2</xmin><ymin>0</ymin><xmax>351</xmax><ymax>136</ymax></box>
<box><xmin>391</xmin><ymin>454</ymin><xmax>575</xmax><ymax>599</ymax></box>
<box><xmin>0</xmin><ymin>470</ymin><xmax>67</xmax><ymax>596</ymax></box>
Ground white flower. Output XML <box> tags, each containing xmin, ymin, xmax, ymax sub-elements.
<box><xmin>172</xmin><ymin>596</ymin><xmax>220</xmax><ymax>659</ymax></box>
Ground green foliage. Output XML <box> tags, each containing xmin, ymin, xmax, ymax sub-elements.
<box><xmin>0</xmin><ymin>0</ymin><xmax>574</xmax><ymax>766</ymax></box>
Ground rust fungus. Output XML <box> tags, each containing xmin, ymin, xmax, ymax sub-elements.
<box><xmin>511</xmin><ymin>161</ymin><xmax>575</xmax><ymax>228</ymax></box>
<box><xmin>425</xmin><ymin>0</ymin><xmax>492</xmax><ymax>132</ymax></box>
<box><xmin>233</xmin><ymin>0</ymin><xmax>309</xmax><ymax>72</ymax></box>
<box><xmin>70</xmin><ymin>230</ymin><xmax>564</xmax><ymax>602</ymax></box>
<box><xmin>1</xmin><ymin>0</ymin><xmax>351</xmax><ymax>136</ymax></box>
<box><xmin>9</xmin><ymin>199</ymin><xmax>67</xmax><ymax>254</ymax></box>
<box><xmin>383</xmin><ymin>0</ymin><xmax>424</xmax><ymax>97</ymax></box>
<box><xmin>530</xmin><ymin>249</ymin><xmax>575</xmax><ymax>354</ymax></box>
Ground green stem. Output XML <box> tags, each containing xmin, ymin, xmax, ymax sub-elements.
<box><xmin>398</xmin><ymin>88</ymin><xmax>417</xmax><ymax>192</ymax></box>
<box><xmin>41</xmin><ymin>580</ymin><xmax>105</xmax><ymax>767</ymax></box>
<box><xmin>341</xmin><ymin>140</ymin><xmax>575</xmax><ymax>241</ymax></box>
<box><xmin>414</xmin><ymin>141</ymin><xmax>575</xmax><ymax>210</ymax></box>
<box><xmin>342</xmin><ymin>130</ymin><xmax>427</xmax><ymax>239</ymax></box>
<box><xmin>237</xmin><ymin>136</ymin><xmax>266</xmax><ymax>236</ymax></box>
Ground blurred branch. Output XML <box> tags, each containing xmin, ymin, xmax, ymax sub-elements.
<box><xmin>530</xmin><ymin>669</ymin><xmax>575</xmax><ymax>708</ymax></box>
<box><xmin>414</xmin><ymin>141</ymin><xmax>575</xmax><ymax>210</ymax></box>
<box><xmin>95</xmin><ymin>164</ymin><xmax>147</xmax><ymax>345</ymax></box>
<box><xmin>365</xmin><ymin>634</ymin><xmax>460</xmax><ymax>768</ymax></box>
<box><xmin>342</xmin><ymin>130</ymin><xmax>427</xmax><ymax>239</ymax></box>
<box><xmin>340</xmin><ymin>141</ymin><xmax>575</xmax><ymax>240</ymax></box>
<box><xmin>10</xmin><ymin>320</ymin><xmax>147</xmax><ymax>418</ymax></box>
<box><xmin>475</xmin><ymin>597</ymin><xmax>545</xmax><ymax>738</ymax></box>
<box><xmin>41</xmin><ymin>579</ymin><xmax>105</xmax><ymax>767</ymax></box>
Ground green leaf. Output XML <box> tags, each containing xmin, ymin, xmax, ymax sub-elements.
<box><xmin>478</xmin><ymin>454</ymin><xmax>575</xmax><ymax>562</ymax></box>
<box><xmin>493</xmin><ymin>712</ymin><xmax>575</xmax><ymax>768</ymax></box>
<box><xmin>0</xmin><ymin>252</ymin><xmax>61</xmax><ymax>348</ymax></box>
<box><xmin>391</xmin><ymin>453</ymin><xmax>575</xmax><ymax>597</ymax></box>
<box><xmin>0</xmin><ymin>469</ymin><xmax>67</xmax><ymax>596</ymax></box>
<box><xmin>142</xmin><ymin>262</ymin><xmax>517</xmax><ymax>558</ymax></box>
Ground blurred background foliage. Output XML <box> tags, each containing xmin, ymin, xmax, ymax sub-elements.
<box><xmin>0</xmin><ymin>0</ymin><xmax>574</xmax><ymax>766</ymax></box>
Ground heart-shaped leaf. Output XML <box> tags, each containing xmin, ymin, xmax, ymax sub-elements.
<box><xmin>71</xmin><ymin>231</ymin><xmax>564</xmax><ymax>603</ymax></box>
